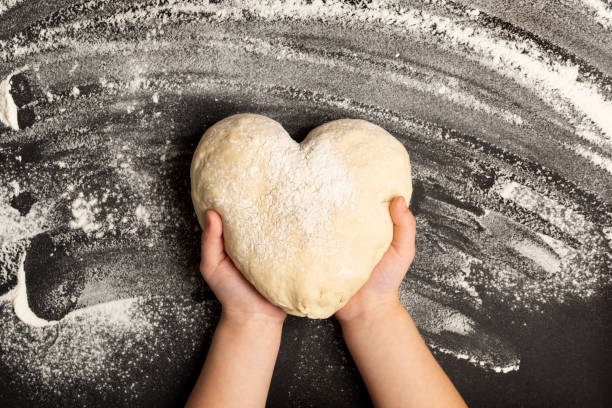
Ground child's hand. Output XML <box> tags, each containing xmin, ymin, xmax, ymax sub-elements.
<box><xmin>200</xmin><ymin>209</ymin><xmax>287</xmax><ymax>324</ymax></box>
<box><xmin>333</xmin><ymin>198</ymin><xmax>466</xmax><ymax>407</ymax></box>
<box><xmin>335</xmin><ymin>196</ymin><xmax>416</xmax><ymax>323</ymax></box>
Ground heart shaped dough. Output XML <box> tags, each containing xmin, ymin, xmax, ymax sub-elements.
<box><xmin>191</xmin><ymin>114</ymin><xmax>412</xmax><ymax>318</ymax></box>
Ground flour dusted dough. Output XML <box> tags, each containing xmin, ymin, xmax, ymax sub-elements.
<box><xmin>190</xmin><ymin>114</ymin><xmax>412</xmax><ymax>318</ymax></box>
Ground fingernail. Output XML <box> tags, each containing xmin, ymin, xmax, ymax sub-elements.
<box><xmin>401</xmin><ymin>196</ymin><xmax>408</xmax><ymax>209</ymax></box>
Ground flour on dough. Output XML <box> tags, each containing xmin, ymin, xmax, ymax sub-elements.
<box><xmin>190</xmin><ymin>113</ymin><xmax>412</xmax><ymax>318</ymax></box>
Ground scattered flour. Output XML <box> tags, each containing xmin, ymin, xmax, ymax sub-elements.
<box><xmin>0</xmin><ymin>0</ymin><xmax>24</xmax><ymax>15</ymax></box>
<box><xmin>69</xmin><ymin>194</ymin><xmax>102</xmax><ymax>233</ymax></box>
<box><xmin>135</xmin><ymin>204</ymin><xmax>151</xmax><ymax>226</ymax></box>
<box><xmin>580</xmin><ymin>0</ymin><xmax>612</xmax><ymax>28</ymax></box>
<box><xmin>510</xmin><ymin>239</ymin><xmax>562</xmax><ymax>275</ymax></box>
<box><xmin>494</xmin><ymin>180</ymin><xmax>593</xmax><ymax>237</ymax></box>
<box><xmin>0</xmin><ymin>293</ymin><xmax>217</xmax><ymax>404</ymax></box>
<box><xmin>0</xmin><ymin>71</ymin><xmax>20</xmax><ymax>130</ymax></box>
<box><xmin>567</xmin><ymin>143</ymin><xmax>612</xmax><ymax>175</ymax></box>
<box><xmin>86</xmin><ymin>0</ymin><xmax>609</xmax><ymax>148</ymax></box>
<box><xmin>10</xmin><ymin>250</ymin><xmax>56</xmax><ymax>327</ymax></box>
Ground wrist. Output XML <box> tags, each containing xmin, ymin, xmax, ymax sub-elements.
<box><xmin>337</xmin><ymin>297</ymin><xmax>405</xmax><ymax>330</ymax></box>
<box><xmin>219</xmin><ymin>308</ymin><xmax>286</xmax><ymax>332</ymax></box>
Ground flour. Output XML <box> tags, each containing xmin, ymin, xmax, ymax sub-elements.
<box><xmin>510</xmin><ymin>239</ymin><xmax>562</xmax><ymax>275</ymax></box>
<box><xmin>262</xmin><ymin>136</ymin><xmax>355</xmax><ymax>238</ymax></box>
<box><xmin>209</xmin><ymin>34</ymin><xmax>525</xmax><ymax>126</ymax></box>
<box><xmin>494</xmin><ymin>180</ymin><xmax>593</xmax><ymax>238</ymax></box>
<box><xmin>135</xmin><ymin>204</ymin><xmax>151</xmax><ymax>226</ymax></box>
<box><xmin>207</xmin><ymin>123</ymin><xmax>357</xmax><ymax>262</ymax></box>
<box><xmin>10</xmin><ymin>250</ymin><xmax>56</xmax><ymax>327</ymax></box>
<box><xmin>141</xmin><ymin>0</ymin><xmax>610</xmax><ymax>172</ymax></box>
<box><xmin>0</xmin><ymin>72</ymin><xmax>20</xmax><ymax>130</ymax></box>
<box><xmin>0</xmin><ymin>294</ymin><xmax>217</xmax><ymax>404</ymax></box>
<box><xmin>0</xmin><ymin>0</ymin><xmax>24</xmax><ymax>15</ymax></box>
<box><xmin>78</xmin><ymin>0</ymin><xmax>609</xmax><ymax>146</ymax></box>
<box><xmin>581</xmin><ymin>0</ymin><xmax>612</xmax><ymax>28</ymax></box>
<box><xmin>0</xmin><ymin>227</ymin><xmax>53</xmax><ymax>328</ymax></box>
<box><xmin>400</xmin><ymin>288</ymin><xmax>475</xmax><ymax>336</ymax></box>
<box><xmin>69</xmin><ymin>194</ymin><xmax>102</xmax><ymax>234</ymax></box>
<box><xmin>400</xmin><ymin>283</ymin><xmax>519</xmax><ymax>373</ymax></box>
<box><xmin>568</xmin><ymin>143</ymin><xmax>612</xmax><ymax>174</ymax></box>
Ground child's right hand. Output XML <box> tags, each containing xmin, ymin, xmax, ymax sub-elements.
<box><xmin>200</xmin><ymin>209</ymin><xmax>287</xmax><ymax>324</ymax></box>
<box><xmin>335</xmin><ymin>196</ymin><xmax>416</xmax><ymax>324</ymax></box>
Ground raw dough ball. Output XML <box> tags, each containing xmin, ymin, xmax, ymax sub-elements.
<box><xmin>190</xmin><ymin>113</ymin><xmax>412</xmax><ymax>318</ymax></box>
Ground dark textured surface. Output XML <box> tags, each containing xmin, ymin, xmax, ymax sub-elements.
<box><xmin>0</xmin><ymin>1</ymin><xmax>611</xmax><ymax>407</ymax></box>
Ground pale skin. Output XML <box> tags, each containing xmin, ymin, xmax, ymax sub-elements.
<box><xmin>185</xmin><ymin>197</ymin><xmax>467</xmax><ymax>408</ymax></box>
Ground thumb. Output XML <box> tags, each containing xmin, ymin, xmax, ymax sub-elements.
<box><xmin>200</xmin><ymin>209</ymin><xmax>226</xmax><ymax>277</ymax></box>
<box><xmin>389</xmin><ymin>196</ymin><xmax>416</xmax><ymax>266</ymax></box>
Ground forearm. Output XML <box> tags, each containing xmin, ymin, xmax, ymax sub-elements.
<box><xmin>186</xmin><ymin>310</ymin><xmax>284</xmax><ymax>408</ymax></box>
<box><xmin>340</xmin><ymin>301</ymin><xmax>466</xmax><ymax>408</ymax></box>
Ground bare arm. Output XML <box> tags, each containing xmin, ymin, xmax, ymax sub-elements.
<box><xmin>336</xmin><ymin>197</ymin><xmax>467</xmax><ymax>408</ymax></box>
<box><xmin>186</xmin><ymin>210</ymin><xmax>286</xmax><ymax>408</ymax></box>
<box><xmin>186</xmin><ymin>311</ymin><xmax>283</xmax><ymax>408</ymax></box>
<box><xmin>340</xmin><ymin>301</ymin><xmax>466</xmax><ymax>408</ymax></box>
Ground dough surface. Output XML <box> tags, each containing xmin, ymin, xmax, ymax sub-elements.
<box><xmin>190</xmin><ymin>113</ymin><xmax>412</xmax><ymax>318</ymax></box>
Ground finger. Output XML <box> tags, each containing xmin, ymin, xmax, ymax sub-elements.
<box><xmin>389</xmin><ymin>196</ymin><xmax>416</xmax><ymax>264</ymax></box>
<box><xmin>200</xmin><ymin>209</ymin><xmax>226</xmax><ymax>276</ymax></box>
